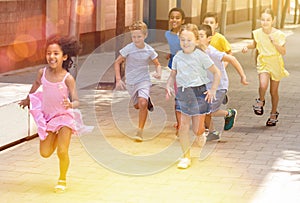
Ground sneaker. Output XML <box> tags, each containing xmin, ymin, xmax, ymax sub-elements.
<box><xmin>222</xmin><ymin>94</ymin><xmax>228</xmax><ymax>105</ymax></box>
<box><xmin>133</xmin><ymin>130</ymin><xmax>143</xmax><ymax>142</ymax></box>
<box><xmin>177</xmin><ymin>158</ymin><xmax>191</xmax><ymax>169</ymax></box>
<box><xmin>206</xmin><ymin>131</ymin><xmax>220</xmax><ymax>141</ymax></box>
<box><xmin>224</xmin><ymin>109</ymin><xmax>237</xmax><ymax>131</ymax></box>
<box><xmin>147</xmin><ymin>97</ymin><xmax>154</xmax><ymax>112</ymax></box>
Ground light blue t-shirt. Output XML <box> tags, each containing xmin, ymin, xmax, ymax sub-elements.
<box><xmin>165</xmin><ymin>31</ymin><xmax>181</xmax><ymax>55</ymax></box>
<box><xmin>172</xmin><ymin>49</ymin><xmax>213</xmax><ymax>88</ymax></box>
<box><xmin>205</xmin><ymin>45</ymin><xmax>229</xmax><ymax>90</ymax></box>
<box><xmin>119</xmin><ymin>42</ymin><xmax>158</xmax><ymax>85</ymax></box>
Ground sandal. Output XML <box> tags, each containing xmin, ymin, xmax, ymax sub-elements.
<box><xmin>253</xmin><ymin>98</ymin><xmax>265</xmax><ymax>115</ymax></box>
<box><xmin>54</xmin><ymin>180</ymin><xmax>67</xmax><ymax>193</ymax></box>
<box><xmin>266</xmin><ymin>112</ymin><xmax>279</xmax><ymax>126</ymax></box>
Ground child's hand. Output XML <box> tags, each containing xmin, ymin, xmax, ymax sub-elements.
<box><xmin>269</xmin><ymin>35</ymin><xmax>275</xmax><ymax>44</ymax></box>
<box><xmin>152</xmin><ymin>72</ymin><xmax>161</xmax><ymax>79</ymax></box>
<box><xmin>241</xmin><ymin>76</ymin><xmax>249</xmax><ymax>85</ymax></box>
<box><xmin>204</xmin><ymin>89</ymin><xmax>216</xmax><ymax>103</ymax></box>
<box><xmin>19</xmin><ymin>98</ymin><xmax>30</xmax><ymax>109</ymax></box>
<box><xmin>62</xmin><ymin>97</ymin><xmax>71</xmax><ymax>109</ymax></box>
<box><xmin>165</xmin><ymin>86</ymin><xmax>175</xmax><ymax>100</ymax></box>
<box><xmin>115</xmin><ymin>80</ymin><xmax>126</xmax><ymax>90</ymax></box>
<box><xmin>242</xmin><ymin>47</ymin><xmax>248</xmax><ymax>53</ymax></box>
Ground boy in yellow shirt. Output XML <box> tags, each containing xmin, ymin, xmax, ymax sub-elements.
<box><xmin>202</xmin><ymin>12</ymin><xmax>232</xmax><ymax>55</ymax></box>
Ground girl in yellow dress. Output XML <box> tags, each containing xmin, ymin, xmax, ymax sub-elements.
<box><xmin>242</xmin><ymin>8</ymin><xmax>289</xmax><ymax>126</ymax></box>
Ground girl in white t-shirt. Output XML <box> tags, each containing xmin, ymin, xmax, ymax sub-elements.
<box><xmin>166</xmin><ymin>23</ymin><xmax>220</xmax><ymax>169</ymax></box>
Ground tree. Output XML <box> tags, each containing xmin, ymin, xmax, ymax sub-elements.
<box><xmin>200</xmin><ymin>0</ymin><xmax>208</xmax><ymax>23</ymax></box>
<box><xmin>281</xmin><ymin>0</ymin><xmax>291</xmax><ymax>28</ymax></box>
<box><xmin>220</xmin><ymin>0</ymin><xmax>227</xmax><ymax>34</ymax></box>
<box><xmin>115</xmin><ymin>0</ymin><xmax>126</xmax><ymax>83</ymax></box>
<box><xmin>252</xmin><ymin>0</ymin><xmax>257</xmax><ymax>31</ymax></box>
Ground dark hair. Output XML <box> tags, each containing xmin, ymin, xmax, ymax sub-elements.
<box><xmin>202</xmin><ymin>12</ymin><xmax>219</xmax><ymax>23</ymax></box>
<box><xmin>168</xmin><ymin>7</ymin><xmax>186</xmax><ymax>20</ymax></box>
<box><xmin>198</xmin><ymin>24</ymin><xmax>213</xmax><ymax>37</ymax></box>
<box><xmin>46</xmin><ymin>35</ymin><xmax>82</xmax><ymax>71</ymax></box>
<box><xmin>262</xmin><ymin>8</ymin><xmax>274</xmax><ymax>19</ymax></box>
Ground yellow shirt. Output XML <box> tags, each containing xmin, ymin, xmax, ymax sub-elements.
<box><xmin>210</xmin><ymin>32</ymin><xmax>231</xmax><ymax>53</ymax></box>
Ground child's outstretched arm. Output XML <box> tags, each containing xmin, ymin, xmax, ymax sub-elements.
<box><xmin>114</xmin><ymin>55</ymin><xmax>126</xmax><ymax>90</ymax></box>
<box><xmin>165</xmin><ymin>70</ymin><xmax>176</xmax><ymax>100</ymax></box>
<box><xmin>19</xmin><ymin>68</ymin><xmax>43</xmax><ymax>108</ymax></box>
<box><xmin>152</xmin><ymin>58</ymin><xmax>162</xmax><ymax>79</ymax></box>
<box><xmin>242</xmin><ymin>40</ymin><xmax>256</xmax><ymax>53</ymax></box>
<box><xmin>206</xmin><ymin>64</ymin><xmax>220</xmax><ymax>103</ymax></box>
<box><xmin>222</xmin><ymin>54</ymin><xmax>249</xmax><ymax>85</ymax></box>
<box><xmin>65</xmin><ymin>75</ymin><xmax>79</xmax><ymax>109</ymax></box>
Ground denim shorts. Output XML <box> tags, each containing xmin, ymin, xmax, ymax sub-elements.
<box><xmin>209</xmin><ymin>89</ymin><xmax>227</xmax><ymax>112</ymax></box>
<box><xmin>175</xmin><ymin>85</ymin><xmax>210</xmax><ymax>116</ymax></box>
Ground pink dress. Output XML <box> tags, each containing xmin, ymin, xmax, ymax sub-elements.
<box><xmin>29</xmin><ymin>67</ymin><xmax>93</xmax><ymax>140</ymax></box>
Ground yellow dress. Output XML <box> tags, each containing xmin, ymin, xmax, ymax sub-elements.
<box><xmin>253</xmin><ymin>28</ymin><xmax>289</xmax><ymax>81</ymax></box>
<box><xmin>210</xmin><ymin>32</ymin><xmax>231</xmax><ymax>53</ymax></box>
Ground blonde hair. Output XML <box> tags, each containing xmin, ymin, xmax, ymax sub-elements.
<box><xmin>129</xmin><ymin>21</ymin><xmax>148</xmax><ymax>35</ymax></box>
<box><xmin>179</xmin><ymin>23</ymin><xmax>200</xmax><ymax>40</ymax></box>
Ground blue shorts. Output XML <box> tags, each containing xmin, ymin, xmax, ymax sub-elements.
<box><xmin>209</xmin><ymin>89</ymin><xmax>227</xmax><ymax>112</ymax></box>
<box><xmin>175</xmin><ymin>85</ymin><xmax>210</xmax><ymax>116</ymax></box>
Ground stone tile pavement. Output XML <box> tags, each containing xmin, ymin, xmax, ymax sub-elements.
<box><xmin>1</xmin><ymin>21</ymin><xmax>300</xmax><ymax>203</ymax></box>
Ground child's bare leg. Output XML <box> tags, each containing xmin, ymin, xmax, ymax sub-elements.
<box><xmin>205</xmin><ymin>114</ymin><xmax>212</xmax><ymax>131</ymax></box>
<box><xmin>270</xmin><ymin>80</ymin><xmax>280</xmax><ymax>118</ymax></box>
<box><xmin>192</xmin><ymin>115</ymin><xmax>207</xmax><ymax>147</ymax></box>
<box><xmin>179</xmin><ymin>114</ymin><xmax>191</xmax><ymax>159</ymax></box>
<box><xmin>193</xmin><ymin>114</ymin><xmax>206</xmax><ymax>136</ymax></box>
<box><xmin>40</xmin><ymin>132</ymin><xmax>58</xmax><ymax>158</ymax></box>
<box><xmin>137</xmin><ymin>97</ymin><xmax>148</xmax><ymax>130</ymax></box>
<box><xmin>175</xmin><ymin>111</ymin><xmax>181</xmax><ymax>136</ymax></box>
<box><xmin>258</xmin><ymin>73</ymin><xmax>270</xmax><ymax>102</ymax></box>
<box><xmin>56</xmin><ymin>126</ymin><xmax>72</xmax><ymax>181</ymax></box>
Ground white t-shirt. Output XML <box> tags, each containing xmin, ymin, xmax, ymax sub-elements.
<box><xmin>205</xmin><ymin>45</ymin><xmax>229</xmax><ymax>90</ymax></box>
<box><xmin>172</xmin><ymin>49</ymin><xmax>213</xmax><ymax>88</ymax></box>
<box><xmin>119</xmin><ymin>42</ymin><xmax>158</xmax><ymax>85</ymax></box>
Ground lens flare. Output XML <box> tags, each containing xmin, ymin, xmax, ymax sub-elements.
<box><xmin>12</xmin><ymin>34</ymin><xmax>37</xmax><ymax>59</ymax></box>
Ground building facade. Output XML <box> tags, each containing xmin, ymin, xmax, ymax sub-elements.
<box><xmin>0</xmin><ymin>0</ymin><xmax>274</xmax><ymax>73</ymax></box>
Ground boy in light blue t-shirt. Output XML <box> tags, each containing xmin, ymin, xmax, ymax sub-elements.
<box><xmin>114</xmin><ymin>21</ymin><xmax>162</xmax><ymax>142</ymax></box>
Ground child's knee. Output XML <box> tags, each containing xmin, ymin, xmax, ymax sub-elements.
<box><xmin>138</xmin><ymin>98</ymin><xmax>148</xmax><ymax>109</ymax></box>
<box><xmin>57</xmin><ymin>148</ymin><xmax>69</xmax><ymax>159</ymax></box>
<box><xmin>195</xmin><ymin>124</ymin><xmax>205</xmax><ymax>136</ymax></box>
<box><xmin>40</xmin><ymin>149</ymin><xmax>53</xmax><ymax>158</ymax></box>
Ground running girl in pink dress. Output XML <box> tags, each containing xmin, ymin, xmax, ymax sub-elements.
<box><xmin>19</xmin><ymin>35</ymin><xmax>92</xmax><ymax>193</ymax></box>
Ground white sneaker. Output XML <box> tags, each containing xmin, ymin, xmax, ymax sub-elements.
<box><xmin>177</xmin><ymin>158</ymin><xmax>191</xmax><ymax>169</ymax></box>
<box><xmin>133</xmin><ymin>130</ymin><xmax>143</xmax><ymax>142</ymax></box>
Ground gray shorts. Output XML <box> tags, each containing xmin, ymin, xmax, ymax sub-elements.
<box><xmin>126</xmin><ymin>81</ymin><xmax>151</xmax><ymax>105</ymax></box>
<box><xmin>209</xmin><ymin>89</ymin><xmax>227</xmax><ymax>112</ymax></box>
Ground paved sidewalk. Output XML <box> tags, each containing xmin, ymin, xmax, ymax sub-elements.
<box><xmin>1</xmin><ymin>22</ymin><xmax>300</xmax><ymax>203</ymax></box>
